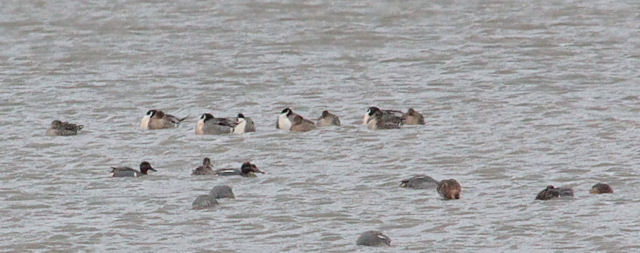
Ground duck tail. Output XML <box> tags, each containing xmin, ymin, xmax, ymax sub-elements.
<box><xmin>177</xmin><ymin>115</ymin><xmax>189</xmax><ymax>124</ymax></box>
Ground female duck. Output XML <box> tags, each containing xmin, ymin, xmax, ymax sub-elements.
<box><xmin>403</xmin><ymin>108</ymin><xmax>425</xmax><ymax>125</ymax></box>
<box><xmin>192</xmin><ymin>157</ymin><xmax>214</xmax><ymax>175</ymax></box>
<box><xmin>437</xmin><ymin>179</ymin><xmax>461</xmax><ymax>199</ymax></box>
<box><xmin>291</xmin><ymin>115</ymin><xmax>316</xmax><ymax>132</ymax></box>
<box><xmin>46</xmin><ymin>120</ymin><xmax>83</xmax><ymax>136</ymax></box>
<box><xmin>316</xmin><ymin>110</ymin><xmax>341</xmax><ymax>127</ymax></box>
<box><xmin>590</xmin><ymin>183</ymin><xmax>613</xmax><ymax>194</ymax></box>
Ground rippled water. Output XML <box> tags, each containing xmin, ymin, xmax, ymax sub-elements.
<box><xmin>2</xmin><ymin>0</ymin><xmax>640</xmax><ymax>251</ymax></box>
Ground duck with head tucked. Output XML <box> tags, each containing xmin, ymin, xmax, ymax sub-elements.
<box><xmin>196</xmin><ymin>113</ymin><xmax>255</xmax><ymax>135</ymax></box>
<box><xmin>437</xmin><ymin>179</ymin><xmax>461</xmax><ymax>200</ymax></box>
<box><xmin>291</xmin><ymin>115</ymin><xmax>316</xmax><ymax>132</ymax></box>
<box><xmin>46</xmin><ymin>120</ymin><xmax>84</xmax><ymax>136</ymax></box>
<box><xmin>110</xmin><ymin>161</ymin><xmax>157</xmax><ymax>177</ymax></box>
<box><xmin>402</xmin><ymin>108</ymin><xmax>425</xmax><ymax>125</ymax></box>
<box><xmin>535</xmin><ymin>185</ymin><xmax>574</xmax><ymax>200</ymax></box>
<box><xmin>356</xmin><ymin>231</ymin><xmax>391</xmax><ymax>247</ymax></box>
<box><xmin>140</xmin><ymin>110</ymin><xmax>187</xmax><ymax>130</ymax></box>
<box><xmin>400</xmin><ymin>175</ymin><xmax>439</xmax><ymax>189</ymax></box>
<box><xmin>589</xmin><ymin>183</ymin><xmax>613</xmax><ymax>194</ymax></box>
<box><xmin>214</xmin><ymin>162</ymin><xmax>264</xmax><ymax>177</ymax></box>
<box><xmin>316</xmin><ymin>110</ymin><xmax>341</xmax><ymax>127</ymax></box>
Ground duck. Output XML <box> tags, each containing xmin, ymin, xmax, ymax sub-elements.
<box><xmin>140</xmin><ymin>109</ymin><xmax>187</xmax><ymax>129</ymax></box>
<box><xmin>196</xmin><ymin>113</ymin><xmax>255</xmax><ymax>135</ymax></box>
<box><xmin>356</xmin><ymin>230</ymin><xmax>391</xmax><ymax>247</ymax></box>
<box><xmin>192</xmin><ymin>195</ymin><xmax>218</xmax><ymax>210</ymax></box>
<box><xmin>46</xmin><ymin>120</ymin><xmax>83</xmax><ymax>136</ymax></box>
<box><xmin>366</xmin><ymin>107</ymin><xmax>403</xmax><ymax>130</ymax></box>
<box><xmin>214</xmin><ymin>162</ymin><xmax>264</xmax><ymax>177</ymax></box>
<box><xmin>362</xmin><ymin>106</ymin><xmax>403</xmax><ymax>125</ymax></box>
<box><xmin>192</xmin><ymin>157</ymin><xmax>214</xmax><ymax>175</ymax></box>
<box><xmin>589</xmin><ymin>183</ymin><xmax>613</xmax><ymax>194</ymax></box>
<box><xmin>291</xmin><ymin>115</ymin><xmax>317</xmax><ymax>132</ymax></box>
<box><xmin>316</xmin><ymin>110</ymin><xmax>341</xmax><ymax>127</ymax></box>
<box><xmin>110</xmin><ymin>161</ymin><xmax>157</xmax><ymax>177</ymax></box>
<box><xmin>276</xmin><ymin>108</ymin><xmax>297</xmax><ymax>130</ymax></box>
<box><xmin>437</xmin><ymin>179</ymin><xmax>461</xmax><ymax>199</ymax></box>
<box><xmin>535</xmin><ymin>185</ymin><xmax>574</xmax><ymax>200</ymax></box>
<box><xmin>400</xmin><ymin>175</ymin><xmax>439</xmax><ymax>189</ymax></box>
<box><xmin>233</xmin><ymin>113</ymin><xmax>256</xmax><ymax>134</ymax></box>
<box><xmin>402</xmin><ymin>108</ymin><xmax>425</xmax><ymax>125</ymax></box>
<box><xmin>209</xmin><ymin>185</ymin><xmax>235</xmax><ymax>199</ymax></box>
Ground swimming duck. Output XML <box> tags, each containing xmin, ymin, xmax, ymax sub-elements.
<box><xmin>192</xmin><ymin>157</ymin><xmax>214</xmax><ymax>175</ymax></box>
<box><xmin>437</xmin><ymin>179</ymin><xmax>461</xmax><ymax>199</ymax></box>
<box><xmin>362</xmin><ymin>107</ymin><xmax>403</xmax><ymax>125</ymax></box>
<box><xmin>196</xmin><ymin>113</ymin><xmax>255</xmax><ymax>135</ymax></box>
<box><xmin>366</xmin><ymin>107</ymin><xmax>403</xmax><ymax>130</ymax></box>
<box><xmin>110</xmin><ymin>161</ymin><xmax>157</xmax><ymax>177</ymax></box>
<box><xmin>316</xmin><ymin>110</ymin><xmax>341</xmax><ymax>127</ymax></box>
<box><xmin>277</xmin><ymin>108</ymin><xmax>308</xmax><ymax>130</ymax></box>
<box><xmin>46</xmin><ymin>120</ymin><xmax>83</xmax><ymax>136</ymax></box>
<box><xmin>140</xmin><ymin>109</ymin><xmax>187</xmax><ymax>130</ymax></box>
<box><xmin>209</xmin><ymin>185</ymin><xmax>235</xmax><ymax>199</ymax></box>
<box><xmin>192</xmin><ymin>195</ymin><xmax>218</xmax><ymax>210</ymax></box>
<box><xmin>403</xmin><ymin>108</ymin><xmax>425</xmax><ymax>125</ymax></box>
<box><xmin>233</xmin><ymin>113</ymin><xmax>256</xmax><ymax>134</ymax></box>
<box><xmin>214</xmin><ymin>162</ymin><xmax>264</xmax><ymax>177</ymax></box>
<box><xmin>589</xmin><ymin>183</ymin><xmax>613</xmax><ymax>194</ymax></box>
<box><xmin>535</xmin><ymin>185</ymin><xmax>574</xmax><ymax>200</ymax></box>
<box><xmin>400</xmin><ymin>175</ymin><xmax>439</xmax><ymax>189</ymax></box>
<box><xmin>291</xmin><ymin>115</ymin><xmax>317</xmax><ymax>132</ymax></box>
<box><xmin>356</xmin><ymin>231</ymin><xmax>391</xmax><ymax>247</ymax></box>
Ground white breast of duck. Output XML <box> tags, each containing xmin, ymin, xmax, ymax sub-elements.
<box><xmin>278</xmin><ymin>113</ymin><xmax>292</xmax><ymax>130</ymax></box>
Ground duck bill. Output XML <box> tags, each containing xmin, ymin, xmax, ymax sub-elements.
<box><xmin>254</xmin><ymin>167</ymin><xmax>265</xmax><ymax>174</ymax></box>
<box><xmin>399</xmin><ymin>182</ymin><xmax>407</xmax><ymax>188</ymax></box>
<box><xmin>149</xmin><ymin>167</ymin><xmax>157</xmax><ymax>172</ymax></box>
<box><xmin>589</xmin><ymin>188</ymin><xmax>598</xmax><ymax>194</ymax></box>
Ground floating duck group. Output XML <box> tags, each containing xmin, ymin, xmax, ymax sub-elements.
<box><xmin>46</xmin><ymin>106</ymin><xmax>614</xmax><ymax>247</ymax></box>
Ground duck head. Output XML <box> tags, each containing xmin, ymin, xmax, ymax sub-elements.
<box><xmin>203</xmin><ymin>157</ymin><xmax>212</xmax><ymax>167</ymax></box>
<box><xmin>280</xmin><ymin>108</ymin><xmax>292</xmax><ymax>117</ymax></box>
<box><xmin>241</xmin><ymin>162</ymin><xmax>264</xmax><ymax>175</ymax></box>
<box><xmin>139</xmin><ymin>161</ymin><xmax>157</xmax><ymax>174</ymax></box>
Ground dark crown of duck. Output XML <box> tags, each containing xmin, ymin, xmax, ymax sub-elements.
<box><xmin>281</xmin><ymin>108</ymin><xmax>292</xmax><ymax>116</ymax></box>
<box><xmin>200</xmin><ymin>113</ymin><xmax>214</xmax><ymax>121</ymax></box>
<box><xmin>237</xmin><ymin>113</ymin><xmax>245</xmax><ymax>119</ymax></box>
<box><xmin>139</xmin><ymin>161</ymin><xmax>157</xmax><ymax>174</ymax></box>
<box><xmin>241</xmin><ymin>162</ymin><xmax>264</xmax><ymax>174</ymax></box>
<box><xmin>367</xmin><ymin>107</ymin><xmax>381</xmax><ymax>116</ymax></box>
<box><xmin>146</xmin><ymin>109</ymin><xmax>163</xmax><ymax>118</ymax></box>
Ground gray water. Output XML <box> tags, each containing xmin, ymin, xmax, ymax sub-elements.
<box><xmin>1</xmin><ymin>0</ymin><xmax>640</xmax><ymax>251</ymax></box>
